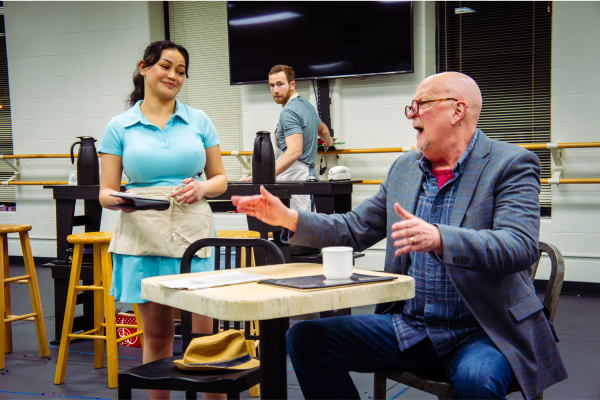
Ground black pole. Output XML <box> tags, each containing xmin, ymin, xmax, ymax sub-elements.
<box><xmin>163</xmin><ymin>1</ymin><xmax>170</xmax><ymax>41</ymax></box>
<box><xmin>259</xmin><ymin>318</ymin><xmax>288</xmax><ymax>399</ymax></box>
<box><xmin>316</xmin><ymin>79</ymin><xmax>332</xmax><ymax>134</ymax></box>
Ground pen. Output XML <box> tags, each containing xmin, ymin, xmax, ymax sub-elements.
<box><xmin>187</xmin><ymin>171</ymin><xmax>203</xmax><ymax>185</ymax></box>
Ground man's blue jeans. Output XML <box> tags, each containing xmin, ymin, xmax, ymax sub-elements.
<box><xmin>287</xmin><ymin>314</ymin><xmax>516</xmax><ymax>399</ymax></box>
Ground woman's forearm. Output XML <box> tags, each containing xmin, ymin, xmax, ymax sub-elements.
<box><xmin>202</xmin><ymin>174</ymin><xmax>228</xmax><ymax>198</ymax></box>
<box><xmin>99</xmin><ymin>187</ymin><xmax>122</xmax><ymax>210</ymax></box>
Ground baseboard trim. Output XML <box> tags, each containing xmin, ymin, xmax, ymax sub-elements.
<box><xmin>9</xmin><ymin>255</ymin><xmax>57</xmax><ymax>266</ymax></box>
<box><xmin>534</xmin><ymin>279</ymin><xmax>600</xmax><ymax>298</ymax></box>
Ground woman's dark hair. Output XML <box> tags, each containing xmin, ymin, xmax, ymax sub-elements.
<box><xmin>128</xmin><ymin>40</ymin><xmax>190</xmax><ymax>108</ymax></box>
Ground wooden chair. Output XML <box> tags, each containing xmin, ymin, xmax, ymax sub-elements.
<box><xmin>373</xmin><ymin>242</ymin><xmax>565</xmax><ymax>400</ymax></box>
<box><xmin>54</xmin><ymin>232</ymin><xmax>144</xmax><ymax>388</ymax></box>
<box><xmin>0</xmin><ymin>224</ymin><xmax>49</xmax><ymax>369</ymax></box>
<box><xmin>118</xmin><ymin>237</ymin><xmax>285</xmax><ymax>400</ymax></box>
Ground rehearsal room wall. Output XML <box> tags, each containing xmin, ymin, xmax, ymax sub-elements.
<box><xmin>536</xmin><ymin>1</ymin><xmax>600</xmax><ymax>283</ymax></box>
<box><xmin>2</xmin><ymin>1</ymin><xmax>165</xmax><ymax>257</ymax></box>
<box><xmin>3</xmin><ymin>2</ymin><xmax>600</xmax><ymax>286</ymax></box>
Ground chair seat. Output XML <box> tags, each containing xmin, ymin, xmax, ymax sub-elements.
<box><xmin>67</xmin><ymin>231</ymin><xmax>113</xmax><ymax>244</ymax></box>
<box><xmin>0</xmin><ymin>224</ymin><xmax>32</xmax><ymax>234</ymax></box>
<box><xmin>119</xmin><ymin>355</ymin><xmax>261</xmax><ymax>392</ymax></box>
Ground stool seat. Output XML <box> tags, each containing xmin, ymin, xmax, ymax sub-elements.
<box><xmin>216</xmin><ymin>230</ymin><xmax>260</xmax><ymax>239</ymax></box>
<box><xmin>0</xmin><ymin>224</ymin><xmax>32</xmax><ymax>234</ymax></box>
<box><xmin>67</xmin><ymin>231</ymin><xmax>113</xmax><ymax>244</ymax></box>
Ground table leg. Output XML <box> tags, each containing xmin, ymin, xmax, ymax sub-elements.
<box><xmin>52</xmin><ymin>277</ymin><xmax>69</xmax><ymax>344</ymax></box>
<box><xmin>259</xmin><ymin>318</ymin><xmax>288</xmax><ymax>400</ymax></box>
<box><xmin>313</xmin><ymin>195</ymin><xmax>335</xmax><ymax>214</ymax></box>
<box><xmin>334</xmin><ymin>192</ymin><xmax>352</xmax><ymax>214</ymax></box>
<box><xmin>55</xmin><ymin>199</ymin><xmax>76</xmax><ymax>262</ymax></box>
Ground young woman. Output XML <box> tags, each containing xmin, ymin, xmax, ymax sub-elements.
<box><xmin>98</xmin><ymin>41</ymin><xmax>227</xmax><ymax>400</ymax></box>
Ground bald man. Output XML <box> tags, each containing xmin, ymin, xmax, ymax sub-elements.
<box><xmin>232</xmin><ymin>72</ymin><xmax>567</xmax><ymax>399</ymax></box>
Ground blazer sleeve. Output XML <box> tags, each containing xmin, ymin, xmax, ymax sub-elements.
<box><xmin>437</xmin><ymin>150</ymin><xmax>541</xmax><ymax>276</ymax></box>
<box><xmin>281</xmin><ymin>163</ymin><xmax>394</xmax><ymax>251</ymax></box>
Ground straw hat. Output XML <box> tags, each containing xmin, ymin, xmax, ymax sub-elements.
<box><xmin>174</xmin><ymin>330</ymin><xmax>260</xmax><ymax>371</ymax></box>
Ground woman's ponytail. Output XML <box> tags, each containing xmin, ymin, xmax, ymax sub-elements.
<box><xmin>127</xmin><ymin>40</ymin><xmax>190</xmax><ymax>109</ymax></box>
<box><xmin>128</xmin><ymin>70</ymin><xmax>145</xmax><ymax>108</ymax></box>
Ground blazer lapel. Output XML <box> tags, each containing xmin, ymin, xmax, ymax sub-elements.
<box><xmin>450</xmin><ymin>130</ymin><xmax>491</xmax><ymax>227</ymax></box>
<box><xmin>403</xmin><ymin>157</ymin><xmax>425</xmax><ymax>215</ymax></box>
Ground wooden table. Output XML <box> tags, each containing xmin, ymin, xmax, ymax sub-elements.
<box><xmin>142</xmin><ymin>263</ymin><xmax>415</xmax><ymax>399</ymax></box>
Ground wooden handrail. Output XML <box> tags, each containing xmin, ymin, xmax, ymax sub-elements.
<box><xmin>2</xmin><ymin>141</ymin><xmax>600</xmax><ymax>160</ymax></box>
<box><xmin>4</xmin><ymin>181</ymin><xmax>128</xmax><ymax>186</ymax></box>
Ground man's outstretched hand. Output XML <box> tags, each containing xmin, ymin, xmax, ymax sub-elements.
<box><xmin>232</xmin><ymin>185</ymin><xmax>299</xmax><ymax>232</ymax></box>
<box><xmin>391</xmin><ymin>203</ymin><xmax>444</xmax><ymax>257</ymax></box>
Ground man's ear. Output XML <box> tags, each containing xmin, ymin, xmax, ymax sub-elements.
<box><xmin>138</xmin><ymin>60</ymin><xmax>147</xmax><ymax>76</ymax></box>
<box><xmin>452</xmin><ymin>102</ymin><xmax>468</xmax><ymax>125</ymax></box>
<box><xmin>290</xmin><ymin>80</ymin><xmax>296</xmax><ymax>91</ymax></box>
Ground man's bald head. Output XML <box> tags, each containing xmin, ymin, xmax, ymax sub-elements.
<box><xmin>419</xmin><ymin>72</ymin><xmax>482</xmax><ymax>124</ymax></box>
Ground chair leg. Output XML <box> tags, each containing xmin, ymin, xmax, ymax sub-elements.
<box><xmin>93</xmin><ymin>244</ymin><xmax>104</xmax><ymax>369</ymax></box>
<box><xmin>2</xmin><ymin>233</ymin><xmax>12</xmax><ymax>356</ymax></box>
<box><xmin>227</xmin><ymin>390</ymin><xmax>240</xmax><ymax>400</ymax></box>
<box><xmin>54</xmin><ymin>244</ymin><xmax>84</xmax><ymax>384</ymax></box>
<box><xmin>100</xmin><ymin>244</ymin><xmax>119</xmax><ymax>388</ymax></box>
<box><xmin>118</xmin><ymin>385</ymin><xmax>133</xmax><ymax>400</ymax></box>
<box><xmin>0</xmin><ymin>234</ymin><xmax>6</xmax><ymax>369</ymax></box>
<box><xmin>19</xmin><ymin>232</ymin><xmax>50</xmax><ymax>358</ymax></box>
<box><xmin>373</xmin><ymin>373</ymin><xmax>387</xmax><ymax>400</ymax></box>
<box><xmin>132</xmin><ymin>303</ymin><xmax>144</xmax><ymax>350</ymax></box>
<box><xmin>185</xmin><ymin>391</ymin><xmax>197</xmax><ymax>399</ymax></box>
<box><xmin>247</xmin><ymin>320</ymin><xmax>260</xmax><ymax>398</ymax></box>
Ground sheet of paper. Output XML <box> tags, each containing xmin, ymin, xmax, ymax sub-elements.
<box><xmin>158</xmin><ymin>271</ymin><xmax>275</xmax><ymax>290</ymax></box>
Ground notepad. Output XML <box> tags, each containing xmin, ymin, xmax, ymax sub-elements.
<box><xmin>158</xmin><ymin>271</ymin><xmax>276</xmax><ymax>290</ymax></box>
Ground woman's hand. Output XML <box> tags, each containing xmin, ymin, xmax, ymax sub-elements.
<box><xmin>115</xmin><ymin>189</ymin><xmax>137</xmax><ymax>213</ymax></box>
<box><xmin>232</xmin><ymin>185</ymin><xmax>299</xmax><ymax>232</ymax></box>
<box><xmin>171</xmin><ymin>179</ymin><xmax>208</xmax><ymax>204</ymax></box>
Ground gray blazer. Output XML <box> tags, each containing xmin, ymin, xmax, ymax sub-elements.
<box><xmin>284</xmin><ymin>130</ymin><xmax>567</xmax><ymax>399</ymax></box>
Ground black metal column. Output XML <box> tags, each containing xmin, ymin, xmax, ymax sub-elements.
<box><xmin>259</xmin><ymin>317</ymin><xmax>288</xmax><ymax>399</ymax></box>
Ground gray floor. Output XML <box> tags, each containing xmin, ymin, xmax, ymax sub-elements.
<box><xmin>1</xmin><ymin>265</ymin><xmax>599</xmax><ymax>399</ymax></box>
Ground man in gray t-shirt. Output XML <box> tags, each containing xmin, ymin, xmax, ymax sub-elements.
<box><xmin>245</xmin><ymin>65</ymin><xmax>334</xmax><ymax>212</ymax></box>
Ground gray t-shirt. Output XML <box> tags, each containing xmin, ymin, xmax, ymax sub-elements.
<box><xmin>276</xmin><ymin>96</ymin><xmax>321</xmax><ymax>166</ymax></box>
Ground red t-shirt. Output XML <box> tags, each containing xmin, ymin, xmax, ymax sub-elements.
<box><xmin>432</xmin><ymin>168</ymin><xmax>455</xmax><ymax>189</ymax></box>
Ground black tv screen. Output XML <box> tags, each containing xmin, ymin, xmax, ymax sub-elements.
<box><xmin>227</xmin><ymin>1</ymin><xmax>413</xmax><ymax>85</ymax></box>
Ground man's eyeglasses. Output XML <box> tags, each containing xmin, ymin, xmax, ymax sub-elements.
<box><xmin>405</xmin><ymin>98</ymin><xmax>459</xmax><ymax>118</ymax></box>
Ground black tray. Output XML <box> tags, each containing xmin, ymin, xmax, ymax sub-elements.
<box><xmin>109</xmin><ymin>193</ymin><xmax>170</xmax><ymax>211</ymax></box>
<box><xmin>260</xmin><ymin>273</ymin><xmax>396</xmax><ymax>290</ymax></box>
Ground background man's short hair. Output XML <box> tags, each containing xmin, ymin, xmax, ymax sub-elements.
<box><xmin>269</xmin><ymin>65</ymin><xmax>295</xmax><ymax>84</ymax></box>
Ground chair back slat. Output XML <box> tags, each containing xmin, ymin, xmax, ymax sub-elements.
<box><xmin>235</xmin><ymin>246</ymin><xmax>242</xmax><ymax>269</ymax></box>
<box><xmin>245</xmin><ymin>246</ymin><xmax>252</xmax><ymax>266</ymax></box>
<box><xmin>225</xmin><ymin>246</ymin><xmax>232</xmax><ymax>270</ymax></box>
<box><xmin>179</xmin><ymin>238</ymin><xmax>286</xmax><ymax>351</ymax></box>
<box><xmin>214</xmin><ymin>246</ymin><xmax>221</xmax><ymax>271</ymax></box>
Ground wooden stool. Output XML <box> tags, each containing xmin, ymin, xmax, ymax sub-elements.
<box><xmin>216</xmin><ymin>230</ymin><xmax>261</xmax><ymax>397</ymax></box>
<box><xmin>0</xmin><ymin>224</ymin><xmax>49</xmax><ymax>369</ymax></box>
<box><xmin>54</xmin><ymin>232</ymin><xmax>143</xmax><ymax>388</ymax></box>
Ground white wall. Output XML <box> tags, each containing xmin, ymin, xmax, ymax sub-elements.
<box><xmin>536</xmin><ymin>1</ymin><xmax>600</xmax><ymax>283</ymax></box>
<box><xmin>3</xmin><ymin>1</ymin><xmax>164</xmax><ymax>257</ymax></box>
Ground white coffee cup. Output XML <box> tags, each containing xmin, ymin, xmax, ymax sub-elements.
<box><xmin>322</xmin><ymin>246</ymin><xmax>353</xmax><ymax>280</ymax></box>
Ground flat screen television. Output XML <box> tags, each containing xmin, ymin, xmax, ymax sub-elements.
<box><xmin>227</xmin><ymin>1</ymin><xmax>413</xmax><ymax>85</ymax></box>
